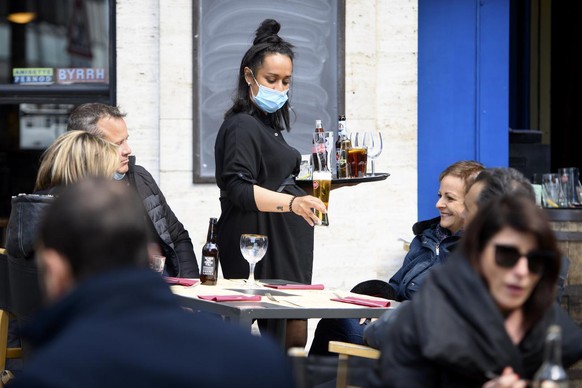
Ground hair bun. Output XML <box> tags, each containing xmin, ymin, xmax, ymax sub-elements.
<box><xmin>253</xmin><ymin>19</ymin><xmax>282</xmax><ymax>45</ymax></box>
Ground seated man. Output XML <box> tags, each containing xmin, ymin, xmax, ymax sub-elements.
<box><xmin>10</xmin><ymin>178</ymin><xmax>293</xmax><ymax>388</ymax></box>
<box><xmin>67</xmin><ymin>103</ymin><xmax>199</xmax><ymax>278</ymax></box>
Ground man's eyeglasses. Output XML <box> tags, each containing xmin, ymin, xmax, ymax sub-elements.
<box><xmin>494</xmin><ymin>244</ymin><xmax>553</xmax><ymax>275</ymax></box>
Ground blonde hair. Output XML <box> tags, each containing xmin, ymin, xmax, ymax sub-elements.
<box><xmin>35</xmin><ymin>131</ymin><xmax>119</xmax><ymax>191</ymax></box>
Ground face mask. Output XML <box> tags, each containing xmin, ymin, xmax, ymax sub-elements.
<box><xmin>113</xmin><ymin>171</ymin><xmax>126</xmax><ymax>181</ymax></box>
<box><xmin>249</xmin><ymin>71</ymin><xmax>289</xmax><ymax>113</ymax></box>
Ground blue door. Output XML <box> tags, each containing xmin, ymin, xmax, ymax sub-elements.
<box><xmin>417</xmin><ymin>0</ymin><xmax>509</xmax><ymax>220</ymax></box>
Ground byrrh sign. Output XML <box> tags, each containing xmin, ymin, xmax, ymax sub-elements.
<box><xmin>56</xmin><ymin>68</ymin><xmax>108</xmax><ymax>84</ymax></box>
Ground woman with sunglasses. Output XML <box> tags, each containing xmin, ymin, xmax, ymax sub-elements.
<box><xmin>368</xmin><ymin>195</ymin><xmax>582</xmax><ymax>387</ymax></box>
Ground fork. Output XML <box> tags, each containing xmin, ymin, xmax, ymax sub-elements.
<box><xmin>265</xmin><ymin>292</ymin><xmax>301</xmax><ymax>307</ymax></box>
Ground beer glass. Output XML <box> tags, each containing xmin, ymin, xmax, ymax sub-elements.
<box><xmin>347</xmin><ymin>132</ymin><xmax>368</xmax><ymax>178</ymax></box>
<box><xmin>312</xmin><ymin>169</ymin><xmax>331</xmax><ymax>226</ymax></box>
<box><xmin>240</xmin><ymin>234</ymin><xmax>268</xmax><ymax>288</ymax></box>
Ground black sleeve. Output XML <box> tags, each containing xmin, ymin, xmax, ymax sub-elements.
<box><xmin>159</xmin><ymin>191</ymin><xmax>199</xmax><ymax>278</ymax></box>
<box><xmin>216</xmin><ymin>116</ymin><xmax>261</xmax><ymax>211</ymax></box>
<box><xmin>131</xmin><ymin>166</ymin><xmax>199</xmax><ymax>278</ymax></box>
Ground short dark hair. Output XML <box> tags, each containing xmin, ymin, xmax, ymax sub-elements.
<box><xmin>471</xmin><ymin>167</ymin><xmax>535</xmax><ymax>205</ymax></box>
<box><xmin>224</xmin><ymin>19</ymin><xmax>295</xmax><ymax>132</ymax></box>
<box><xmin>38</xmin><ymin>178</ymin><xmax>150</xmax><ymax>281</ymax></box>
<box><xmin>67</xmin><ymin>103</ymin><xmax>126</xmax><ymax>136</ymax></box>
<box><xmin>460</xmin><ymin>195</ymin><xmax>561</xmax><ymax>328</ymax></box>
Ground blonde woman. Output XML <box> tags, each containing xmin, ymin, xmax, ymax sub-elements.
<box><xmin>4</xmin><ymin>130</ymin><xmax>119</xmax><ymax>358</ymax></box>
<box><xmin>34</xmin><ymin>130</ymin><xmax>119</xmax><ymax>191</ymax></box>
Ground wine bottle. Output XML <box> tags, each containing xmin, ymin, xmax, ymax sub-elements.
<box><xmin>532</xmin><ymin>324</ymin><xmax>569</xmax><ymax>388</ymax></box>
<box><xmin>200</xmin><ymin>217</ymin><xmax>219</xmax><ymax>285</ymax></box>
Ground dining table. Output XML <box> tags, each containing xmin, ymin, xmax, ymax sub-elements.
<box><xmin>169</xmin><ymin>278</ymin><xmax>399</xmax><ymax>348</ymax></box>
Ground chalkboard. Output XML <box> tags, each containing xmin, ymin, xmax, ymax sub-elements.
<box><xmin>193</xmin><ymin>0</ymin><xmax>344</xmax><ymax>182</ymax></box>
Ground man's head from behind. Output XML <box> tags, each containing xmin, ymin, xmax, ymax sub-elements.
<box><xmin>464</xmin><ymin>167</ymin><xmax>535</xmax><ymax>225</ymax></box>
<box><xmin>36</xmin><ymin>178</ymin><xmax>150</xmax><ymax>301</ymax></box>
<box><xmin>68</xmin><ymin>103</ymin><xmax>132</xmax><ymax>174</ymax></box>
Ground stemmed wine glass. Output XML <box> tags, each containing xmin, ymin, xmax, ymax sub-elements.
<box><xmin>239</xmin><ymin>234</ymin><xmax>268</xmax><ymax>288</ymax></box>
<box><xmin>362</xmin><ymin>131</ymin><xmax>383</xmax><ymax>176</ymax></box>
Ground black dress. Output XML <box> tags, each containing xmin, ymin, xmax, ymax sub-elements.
<box><xmin>214</xmin><ymin>112</ymin><xmax>314</xmax><ymax>284</ymax></box>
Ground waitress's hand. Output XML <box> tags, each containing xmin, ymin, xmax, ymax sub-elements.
<box><xmin>482</xmin><ymin>367</ymin><xmax>527</xmax><ymax>388</ymax></box>
<box><xmin>291</xmin><ymin>195</ymin><xmax>327</xmax><ymax>227</ymax></box>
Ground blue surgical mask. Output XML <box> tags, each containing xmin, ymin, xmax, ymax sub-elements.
<box><xmin>113</xmin><ymin>171</ymin><xmax>126</xmax><ymax>181</ymax></box>
<box><xmin>250</xmin><ymin>72</ymin><xmax>289</xmax><ymax>113</ymax></box>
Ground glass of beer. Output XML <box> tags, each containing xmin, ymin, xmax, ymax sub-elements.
<box><xmin>312</xmin><ymin>169</ymin><xmax>331</xmax><ymax>226</ymax></box>
<box><xmin>347</xmin><ymin>146</ymin><xmax>367</xmax><ymax>178</ymax></box>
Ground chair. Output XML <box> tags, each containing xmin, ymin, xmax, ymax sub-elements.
<box><xmin>328</xmin><ymin>341</ymin><xmax>380</xmax><ymax>388</ymax></box>
<box><xmin>0</xmin><ymin>248</ymin><xmax>23</xmax><ymax>387</ymax></box>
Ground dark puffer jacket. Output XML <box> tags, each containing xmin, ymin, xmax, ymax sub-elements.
<box><xmin>126</xmin><ymin>156</ymin><xmax>199</xmax><ymax>278</ymax></box>
<box><xmin>388</xmin><ymin>216</ymin><xmax>461</xmax><ymax>301</ymax></box>
<box><xmin>368</xmin><ymin>254</ymin><xmax>582</xmax><ymax>387</ymax></box>
<box><xmin>5</xmin><ymin>194</ymin><xmax>54</xmax><ymax>324</ymax></box>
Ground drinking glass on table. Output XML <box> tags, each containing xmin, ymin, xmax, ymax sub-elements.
<box><xmin>362</xmin><ymin>131</ymin><xmax>383</xmax><ymax>176</ymax></box>
<box><xmin>240</xmin><ymin>234</ymin><xmax>268</xmax><ymax>288</ymax></box>
<box><xmin>542</xmin><ymin>173</ymin><xmax>563</xmax><ymax>208</ymax></box>
<box><xmin>149</xmin><ymin>254</ymin><xmax>166</xmax><ymax>275</ymax></box>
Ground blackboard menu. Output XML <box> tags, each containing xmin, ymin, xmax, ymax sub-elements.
<box><xmin>194</xmin><ymin>0</ymin><xmax>342</xmax><ymax>181</ymax></box>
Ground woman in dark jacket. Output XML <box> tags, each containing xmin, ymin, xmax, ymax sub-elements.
<box><xmin>368</xmin><ymin>195</ymin><xmax>582</xmax><ymax>387</ymax></box>
<box><xmin>310</xmin><ymin>160</ymin><xmax>483</xmax><ymax>356</ymax></box>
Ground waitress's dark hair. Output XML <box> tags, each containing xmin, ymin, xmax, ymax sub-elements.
<box><xmin>461</xmin><ymin>195</ymin><xmax>561</xmax><ymax>328</ymax></box>
<box><xmin>224</xmin><ymin>19</ymin><xmax>295</xmax><ymax>132</ymax></box>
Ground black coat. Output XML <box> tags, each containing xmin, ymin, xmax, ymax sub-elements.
<box><xmin>11</xmin><ymin>269</ymin><xmax>294</xmax><ymax>388</ymax></box>
<box><xmin>368</xmin><ymin>254</ymin><xmax>582</xmax><ymax>387</ymax></box>
<box><xmin>126</xmin><ymin>156</ymin><xmax>199</xmax><ymax>278</ymax></box>
<box><xmin>214</xmin><ymin>112</ymin><xmax>313</xmax><ymax>283</ymax></box>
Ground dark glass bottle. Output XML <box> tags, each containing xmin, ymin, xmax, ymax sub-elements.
<box><xmin>200</xmin><ymin>217</ymin><xmax>219</xmax><ymax>285</ymax></box>
<box><xmin>533</xmin><ymin>324</ymin><xmax>569</xmax><ymax>387</ymax></box>
<box><xmin>335</xmin><ymin>114</ymin><xmax>351</xmax><ymax>178</ymax></box>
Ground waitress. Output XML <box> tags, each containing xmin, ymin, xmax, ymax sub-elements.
<box><xmin>214</xmin><ymin>18</ymin><xmax>326</xmax><ymax>348</ymax></box>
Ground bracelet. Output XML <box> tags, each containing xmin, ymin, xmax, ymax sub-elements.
<box><xmin>289</xmin><ymin>196</ymin><xmax>297</xmax><ymax>214</ymax></box>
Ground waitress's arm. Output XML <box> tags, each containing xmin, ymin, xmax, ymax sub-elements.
<box><xmin>253</xmin><ymin>185</ymin><xmax>326</xmax><ymax>227</ymax></box>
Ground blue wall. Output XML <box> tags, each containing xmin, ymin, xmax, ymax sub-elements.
<box><xmin>417</xmin><ymin>0</ymin><xmax>509</xmax><ymax>220</ymax></box>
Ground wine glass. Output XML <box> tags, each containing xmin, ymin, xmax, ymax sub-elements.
<box><xmin>362</xmin><ymin>131</ymin><xmax>383</xmax><ymax>176</ymax></box>
<box><xmin>239</xmin><ymin>234</ymin><xmax>268</xmax><ymax>288</ymax></box>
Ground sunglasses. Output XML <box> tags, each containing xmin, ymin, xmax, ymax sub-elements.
<box><xmin>494</xmin><ymin>244</ymin><xmax>553</xmax><ymax>275</ymax></box>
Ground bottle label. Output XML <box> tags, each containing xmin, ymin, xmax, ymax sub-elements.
<box><xmin>201</xmin><ymin>256</ymin><xmax>216</xmax><ymax>275</ymax></box>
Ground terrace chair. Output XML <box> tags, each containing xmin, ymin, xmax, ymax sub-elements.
<box><xmin>0</xmin><ymin>248</ymin><xmax>22</xmax><ymax>387</ymax></box>
<box><xmin>328</xmin><ymin>341</ymin><xmax>380</xmax><ymax>388</ymax></box>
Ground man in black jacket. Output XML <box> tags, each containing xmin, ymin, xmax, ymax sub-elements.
<box><xmin>67</xmin><ymin>103</ymin><xmax>199</xmax><ymax>278</ymax></box>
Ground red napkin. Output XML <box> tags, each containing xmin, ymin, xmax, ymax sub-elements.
<box><xmin>263</xmin><ymin>284</ymin><xmax>325</xmax><ymax>290</ymax></box>
<box><xmin>198</xmin><ymin>295</ymin><xmax>261</xmax><ymax>302</ymax></box>
<box><xmin>330</xmin><ymin>296</ymin><xmax>390</xmax><ymax>308</ymax></box>
<box><xmin>164</xmin><ymin>277</ymin><xmax>199</xmax><ymax>287</ymax></box>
